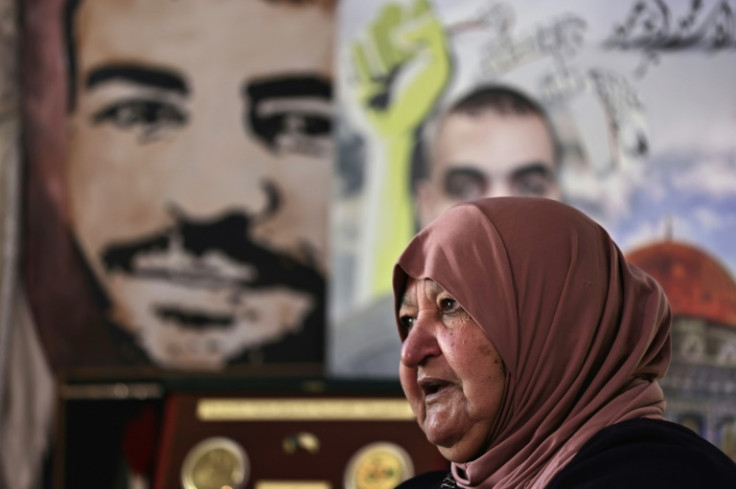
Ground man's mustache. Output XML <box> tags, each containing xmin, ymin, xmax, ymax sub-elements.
<box><xmin>100</xmin><ymin>209</ymin><xmax>324</xmax><ymax>294</ymax></box>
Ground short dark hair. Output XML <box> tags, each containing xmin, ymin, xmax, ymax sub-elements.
<box><xmin>413</xmin><ymin>85</ymin><xmax>562</xmax><ymax>187</ymax></box>
<box><xmin>62</xmin><ymin>0</ymin><xmax>336</xmax><ymax>112</ymax></box>
<box><xmin>448</xmin><ymin>85</ymin><xmax>548</xmax><ymax>118</ymax></box>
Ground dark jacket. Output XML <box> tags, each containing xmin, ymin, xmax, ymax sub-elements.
<box><xmin>397</xmin><ymin>419</ymin><xmax>736</xmax><ymax>488</ymax></box>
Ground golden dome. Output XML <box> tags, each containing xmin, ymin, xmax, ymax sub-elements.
<box><xmin>626</xmin><ymin>241</ymin><xmax>736</xmax><ymax>329</ymax></box>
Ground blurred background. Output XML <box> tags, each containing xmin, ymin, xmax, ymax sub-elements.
<box><xmin>1</xmin><ymin>0</ymin><xmax>734</xmax><ymax>488</ymax></box>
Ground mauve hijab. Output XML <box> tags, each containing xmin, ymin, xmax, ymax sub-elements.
<box><xmin>393</xmin><ymin>198</ymin><xmax>671</xmax><ymax>489</ymax></box>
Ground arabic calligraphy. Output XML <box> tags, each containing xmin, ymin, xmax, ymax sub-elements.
<box><xmin>481</xmin><ymin>12</ymin><xmax>587</xmax><ymax>78</ymax></box>
<box><xmin>605</xmin><ymin>0</ymin><xmax>736</xmax><ymax>77</ymax></box>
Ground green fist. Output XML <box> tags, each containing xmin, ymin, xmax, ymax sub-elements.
<box><xmin>351</xmin><ymin>0</ymin><xmax>450</xmax><ymax>137</ymax></box>
<box><xmin>348</xmin><ymin>0</ymin><xmax>452</xmax><ymax>300</ymax></box>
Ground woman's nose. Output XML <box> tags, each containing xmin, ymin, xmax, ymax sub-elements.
<box><xmin>400</xmin><ymin>315</ymin><xmax>440</xmax><ymax>367</ymax></box>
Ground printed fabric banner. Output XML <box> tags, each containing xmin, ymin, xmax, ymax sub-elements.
<box><xmin>23</xmin><ymin>0</ymin><xmax>335</xmax><ymax>373</ymax></box>
<box><xmin>329</xmin><ymin>0</ymin><xmax>736</xmax><ymax>458</ymax></box>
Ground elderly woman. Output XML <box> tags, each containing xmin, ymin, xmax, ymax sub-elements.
<box><xmin>394</xmin><ymin>198</ymin><xmax>736</xmax><ymax>488</ymax></box>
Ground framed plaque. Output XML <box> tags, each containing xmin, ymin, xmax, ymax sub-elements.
<box><xmin>152</xmin><ymin>379</ymin><xmax>447</xmax><ymax>489</ymax></box>
<box><xmin>55</xmin><ymin>376</ymin><xmax>447</xmax><ymax>488</ymax></box>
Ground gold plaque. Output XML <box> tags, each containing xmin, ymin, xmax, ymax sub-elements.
<box><xmin>344</xmin><ymin>442</ymin><xmax>414</xmax><ymax>489</ymax></box>
<box><xmin>197</xmin><ymin>398</ymin><xmax>414</xmax><ymax>421</ymax></box>
<box><xmin>181</xmin><ymin>437</ymin><xmax>249</xmax><ymax>489</ymax></box>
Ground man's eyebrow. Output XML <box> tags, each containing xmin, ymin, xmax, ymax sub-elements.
<box><xmin>245</xmin><ymin>75</ymin><xmax>331</xmax><ymax>103</ymax></box>
<box><xmin>85</xmin><ymin>64</ymin><xmax>189</xmax><ymax>94</ymax></box>
<box><xmin>510</xmin><ymin>163</ymin><xmax>555</xmax><ymax>178</ymax></box>
<box><xmin>444</xmin><ymin>167</ymin><xmax>484</xmax><ymax>178</ymax></box>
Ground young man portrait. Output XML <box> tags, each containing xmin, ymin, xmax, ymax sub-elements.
<box><xmin>26</xmin><ymin>0</ymin><xmax>336</xmax><ymax>371</ymax></box>
<box><xmin>414</xmin><ymin>86</ymin><xmax>562</xmax><ymax>227</ymax></box>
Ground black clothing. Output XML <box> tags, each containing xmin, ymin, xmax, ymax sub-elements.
<box><xmin>397</xmin><ymin>418</ymin><xmax>736</xmax><ymax>488</ymax></box>
<box><xmin>546</xmin><ymin>418</ymin><xmax>736</xmax><ymax>488</ymax></box>
<box><xmin>396</xmin><ymin>471</ymin><xmax>454</xmax><ymax>489</ymax></box>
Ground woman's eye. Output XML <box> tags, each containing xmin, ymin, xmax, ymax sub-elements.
<box><xmin>399</xmin><ymin>315</ymin><xmax>415</xmax><ymax>332</ymax></box>
<box><xmin>439</xmin><ymin>298</ymin><xmax>457</xmax><ymax>311</ymax></box>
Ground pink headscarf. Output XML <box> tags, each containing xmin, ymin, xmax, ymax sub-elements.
<box><xmin>393</xmin><ymin>198</ymin><xmax>671</xmax><ymax>489</ymax></box>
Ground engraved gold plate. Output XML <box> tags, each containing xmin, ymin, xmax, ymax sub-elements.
<box><xmin>197</xmin><ymin>398</ymin><xmax>414</xmax><ymax>421</ymax></box>
<box><xmin>344</xmin><ymin>442</ymin><xmax>414</xmax><ymax>489</ymax></box>
<box><xmin>181</xmin><ymin>437</ymin><xmax>249</xmax><ymax>489</ymax></box>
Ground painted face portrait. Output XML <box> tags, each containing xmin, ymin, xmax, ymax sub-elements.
<box><xmin>62</xmin><ymin>0</ymin><xmax>334</xmax><ymax>369</ymax></box>
<box><xmin>416</xmin><ymin>87</ymin><xmax>561</xmax><ymax>228</ymax></box>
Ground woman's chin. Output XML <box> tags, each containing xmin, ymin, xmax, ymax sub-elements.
<box><xmin>426</xmin><ymin>423</ymin><xmax>491</xmax><ymax>464</ymax></box>
<box><xmin>424</xmin><ymin>427</ymin><xmax>472</xmax><ymax>463</ymax></box>
<box><xmin>436</xmin><ymin>443</ymin><xmax>475</xmax><ymax>464</ymax></box>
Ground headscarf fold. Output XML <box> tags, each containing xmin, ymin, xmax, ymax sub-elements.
<box><xmin>393</xmin><ymin>198</ymin><xmax>671</xmax><ymax>489</ymax></box>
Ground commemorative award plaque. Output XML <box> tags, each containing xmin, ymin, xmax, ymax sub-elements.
<box><xmin>153</xmin><ymin>379</ymin><xmax>447</xmax><ymax>488</ymax></box>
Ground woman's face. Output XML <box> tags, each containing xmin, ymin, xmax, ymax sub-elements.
<box><xmin>398</xmin><ymin>278</ymin><xmax>506</xmax><ymax>463</ymax></box>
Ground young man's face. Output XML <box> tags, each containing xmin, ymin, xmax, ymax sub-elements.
<box><xmin>65</xmin><ymin>0</ymin><xmax>333</xmax><ymax>369</ymax></box>
<box><xmin>416</xmin><ymin>110</ymin><xmax>560</xmax><ymax>227</ymax></box>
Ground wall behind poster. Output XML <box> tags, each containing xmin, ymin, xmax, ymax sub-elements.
<box><xmin>330</xmin><ymin>0</ymin><xmax>736</xmax><ymax>456</ymax></box>
<box><xmin>23</xmin><ymin>0</ymin><xmax>335</xmax><ymax>374</ymax></box>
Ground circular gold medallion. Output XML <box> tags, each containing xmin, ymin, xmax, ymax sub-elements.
<box><xmin>181</xmin><ymin>437</ymin><xmax>249</xmax><ymax>489</ymax></box>
<box><xmin>344</xmin><ymin>442</ymin><xmax>414</xmax><ymax>489</ymax></box>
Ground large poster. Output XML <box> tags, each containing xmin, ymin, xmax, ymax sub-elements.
<box><xmin>23</xmin><ymin>0</ymin><xmax>335</xmax><ymax>373</ymax></box>
<box><xmin>330</xmin><ymin>0</ymin><xmax>736</xmax><ymax>454</ymax></box>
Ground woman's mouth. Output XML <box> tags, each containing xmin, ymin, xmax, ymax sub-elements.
<box><xmin>419</xmin><ymin>378</ymin><xmax>453</xmax><ymax>400</ymax></box>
